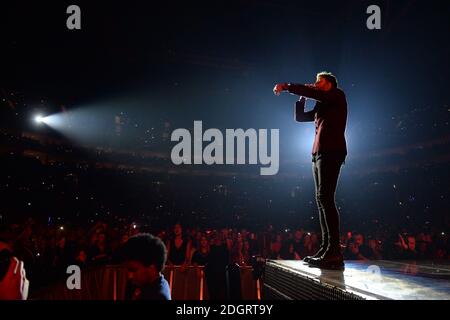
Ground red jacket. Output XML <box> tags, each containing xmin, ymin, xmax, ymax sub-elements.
<box><xmin>288</xmin><ymin>84</ymin><xmax>347</xmax><ymax>156</ymax></box>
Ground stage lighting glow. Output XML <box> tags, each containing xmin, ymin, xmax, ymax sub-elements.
<box><xmin>39</xmin><ymin>107</ymin><xmax>114</xmax><ymax>146</ymax></box>
<box><xmin>35</xmin><ymin>115</ymin><xmax>45</xmax><ymax>124</ymax></box>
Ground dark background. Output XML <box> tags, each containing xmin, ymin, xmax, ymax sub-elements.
<box><xmin>0</xmin><ymin>0</ymin><xmax>449</xmax><ymax>230</ymax></box>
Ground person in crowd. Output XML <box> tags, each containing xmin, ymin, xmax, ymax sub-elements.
<box><xmin>121</xmin><ymin>233</ymin><xmax>171</xmax><ymax>300</ymax></box>
<box><xmin>402</xmin><ymin>235</ymin><xmax>418</xmax><ymax>260</ymax></box>
<box><xmin>367</xmin><ymin>238</ymin><xmax>383</xmax><ymax>260</ymax></box>
<box><xmin>191</xmin><ymin>235</ymin><xmax>210</xmax><ymax>266</ymax></box>
<box><xmin>280</xmin><ymin>241</ymin><xmax>300</xmax><ymax>260</ymax></box>
<box><xmin>353</xmin><ymin>233</ymin><xmax>374</xmax><ymax>259</ymax></box>
<box><xmin>89</xmin><ymin>232</ymin><xmax>111</xmax><ymax>265</ymax></box>
<box><xmin>269</xmin><ymin>234</ymin><xmax>282</xmax><ymax>259</ymax></box>
<box><xmin>204</xmin><ymin>231</ymin><xmax>229</xmax><ymax>300</ymax></box>
<box><xmin>166</xmin><ymin>223</ymin><xmax>191</xmax><ymax>267</ymax></box>
<box><xmin>74</xmin><ymin>248</ymin><xmax>88</xmax><ymax>268</ymax></box>
<box><xmin>302</xmin><ymin>233</ymin><xmax>317</xmax><ymax>258</ymax></box>
<box><xmin>247</xmin><ymin>232</ymin><xmax>260</xmax><ymax>257</ymax></box>
<box><xmin>292</xmin><ymin>229</ymin><xmax>305</xmax><ymax>259</ymax></box>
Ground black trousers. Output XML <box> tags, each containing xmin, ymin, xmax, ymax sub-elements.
<box><xmin>312</xmin><ymin>154</ymin><xmax>344</xmax><ymax>255</ymax></box>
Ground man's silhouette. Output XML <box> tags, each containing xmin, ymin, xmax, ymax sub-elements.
<box><xmin>274</xmin><ymin>71</ymin><xmax>347</xmax><ymax>270</ymax></box>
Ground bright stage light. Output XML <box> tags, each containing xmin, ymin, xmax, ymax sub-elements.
<box><xmin>32</xmin><ymin>105</ymin><xmax>118</xmax><ymax>146</ymax></box>
<box><xmin>35</xmin><ymin>115</ymin><xmax>45</xmax><ymax>124</ymax></box>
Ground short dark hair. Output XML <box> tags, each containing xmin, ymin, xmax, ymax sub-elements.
<box><xmin>317</xmin><ymin>71</ymin><xmax>338</xmax><ymax>88</ymax></box>
<box><xmin>121</xmin><ymin>233</ymin><xmax>167</xmax><ymax>272</ymax></box>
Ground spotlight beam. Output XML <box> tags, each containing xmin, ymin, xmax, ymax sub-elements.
<box><xmin>35</xmin><ymin>115</ymin><xmax>46</xmax><ymax>124</ymax></box>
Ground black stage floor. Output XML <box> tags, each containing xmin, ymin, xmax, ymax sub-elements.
<box><xmin>263</xmin><ymin>260</ymin><xmax>450</xmax><ymax>300</ymax></box>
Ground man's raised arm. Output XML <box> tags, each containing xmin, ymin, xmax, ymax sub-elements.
<box><xmin>274</xmin><ymin>83</ymin><xmax>327</xmax><ymax>102</ymax></box>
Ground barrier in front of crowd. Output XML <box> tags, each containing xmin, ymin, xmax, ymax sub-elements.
<box><xmin>31</xmin><ymin>265</ymin><xmax>260</xmax><ymax>300</ymax></box>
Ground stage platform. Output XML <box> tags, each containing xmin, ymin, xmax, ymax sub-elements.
<box><xmin>263</xmin><ymin>260</ymin><xmax>450</xmax><ymax>300</ymax></box>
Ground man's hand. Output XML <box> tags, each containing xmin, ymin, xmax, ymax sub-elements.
<box><xmin>273</xmin><ymin>83</ymin><xmax>288</xmax><ymax>96</ymax></box>
<box><xmin>0</xmin><ymin>257</ymin><xmax>29</xmax><ymax>300</ymax></box>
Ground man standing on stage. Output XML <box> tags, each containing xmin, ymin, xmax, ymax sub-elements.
<box><xmin>273</xmin><ymin>72</ymin><xmax>347</xmax><ymax>270</ymax></box>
